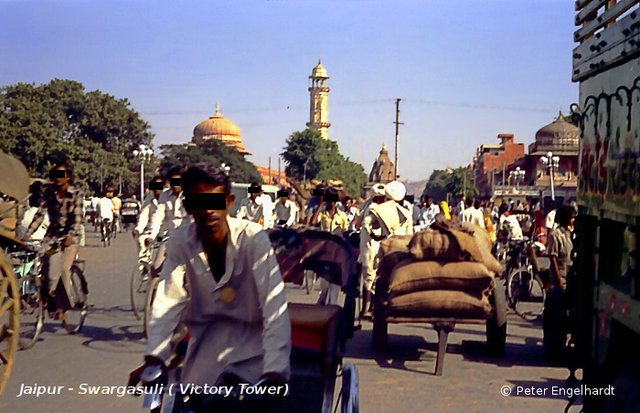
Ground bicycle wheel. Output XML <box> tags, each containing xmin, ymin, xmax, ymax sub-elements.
<box><xmin>130</xmin><ymin>262</ymin><xmax>151</xmax><ymax>320</ymax></box>
<box><xmin>341</xmin><ymin>363</ymin><xmax>359</xmax><ymax>413</ymax></box>
<box><xmin>17</xmin><ymin>276</ymin><xmax>44</xmax><ymax>350</ymax></box>
<box><xmin>62</xmin><ymin>266</ymin><xmax>88</xmax><ymax>334</ymax></box>
<box><xmin>144</xmin><ymin>277</ymin><xmax>161</xmax><ymax>339</ymax></box>
<box><xmin>508</xmin><ymin>268</ymin><xmax>545</xmax><ymax>321</ymax></box>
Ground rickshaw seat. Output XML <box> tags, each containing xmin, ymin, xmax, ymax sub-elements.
<box><xmin>289</xmin><ymin>303</ymin><xmax>341</xmax><ymax>354</ymax></box>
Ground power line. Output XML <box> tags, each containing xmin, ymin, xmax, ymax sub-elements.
<box><xmin>139</xmin><ymin>97</ymin><xmax>558</xmax><ymax>117</ymax></box>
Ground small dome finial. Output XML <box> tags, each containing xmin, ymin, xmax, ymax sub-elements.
<box><xmin>215</xmin><ymin>102</ymin><xmax>221</xmax><ymax>116</ymax></box>
<box><xmin>318</xmin><ymin>58</ymin><xmax>321</xmax><ymax>65</ymax></box>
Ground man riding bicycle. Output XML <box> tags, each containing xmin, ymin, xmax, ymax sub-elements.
<box><xmin>145</xmin><ymin>167</ymin><xmax>190</xmax><ymax>274</ymax></box>
<box><xmin>21</xmin><ymin>161</ymin><xmax>83</xmax><ymax>319</ymax></box>
<box><xmin>97</xmin><ymin>187</ymin><xmax>115</xmax><ymax>243</ymax></box>
<box><xmin>132</xmin><ymin>175</ymin><xmax>166</xmax><ymax>260</ymax></box>
<box><xmin>136</xmin><ymin>165</ymin><xmax>290</xmax><ymax>412</ymax></box>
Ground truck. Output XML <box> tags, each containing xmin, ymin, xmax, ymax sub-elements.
<box><xmin>569</xmin><ymin>1</ymin><xmax>640</xmax><ymax>411</ymax></box>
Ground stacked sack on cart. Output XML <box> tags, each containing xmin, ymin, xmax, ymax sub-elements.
<box><xmin>377</xmin><ymin>219</ymin><xmax>503</xmax><ymax>319</ymax></box>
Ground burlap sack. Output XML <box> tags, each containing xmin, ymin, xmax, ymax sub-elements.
<box><xmin>459</xmin><ymin>222</ymin><xmax>502</xmax><ymax>274</ymax></box>
<box><xmin>387</xmin><ymin>290</ymin><xmax>492</xmax><ymax>318</ymax></box>
<box><xmin>379</xmin><ymin>234</ymin><xmax>412</xmax><ymax>256</ymax></box>
<box><xmin>408</xmin><ymin>229</ymin><xmax>461</xmax><ymax>261</ymax></box>
<box><xmin>388</xmin><ymin>261</ymin><xmax>494</xmax><ymax>297</ymax></box>
<box><xmin>377</xmin><ymin>252</ymin><xmax>415</xmax><ymax>281</ymax></box>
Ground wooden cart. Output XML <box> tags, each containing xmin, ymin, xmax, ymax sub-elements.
<box><xmin>0</xmin><ymin>152</ymin><xmax>29</xmax><ymax>394</ymax></box>
<box><xmin>371</xmin><ymin>276</ymin><xmax>507</xmax><ymax>376</ymax></box>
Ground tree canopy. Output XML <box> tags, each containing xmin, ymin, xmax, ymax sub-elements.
<box><xmin>281</xmin><ymin>128</ymin><xmax>367</xmax><ymax>197</ymax></box>
<box><xmin>159</xmin><ymin>139</ymin><xmax>262</xmax><ymax>184</ymax></box>
<box><xmin>0</xmin><ymin>79</ymin><xmax>153</xmax><ymax>194</ymax></box>
<box><xmin>422</xmin><ymin>166</ymin><xmax>479</xmax><ymax>202</ymax></box>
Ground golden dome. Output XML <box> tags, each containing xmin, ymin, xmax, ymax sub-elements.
<box><xmin>311</xmin><ymin>60</ymin><xmax>328</xmax><ymax>78</ymax></box>
<box><xmin>193</xmin><ymin>104</ymin><xmax>250</xmax><ymax>155</ymax></box>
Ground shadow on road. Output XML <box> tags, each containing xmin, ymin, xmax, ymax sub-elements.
<box><xmin>345</xmin><ymin>319</ymin><xmax>561</xmax><ymax>376</ymax></box>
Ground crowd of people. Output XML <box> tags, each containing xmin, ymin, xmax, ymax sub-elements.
<box><xmin>13</xmin><ymin>161</ymin><xmax>578</xmax><ymax>411</ymax></box>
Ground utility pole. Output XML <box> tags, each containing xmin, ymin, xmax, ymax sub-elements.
<box><xmin>268</xmin><ymin>156</ymin><xmax>272</xmax><ymax>185</ymax></box>
<box><xmin>393</xmin><ymin>98</ymin><xmax>403</xmax><ymax>179</ymax></box>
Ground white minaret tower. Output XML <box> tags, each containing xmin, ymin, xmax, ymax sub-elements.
<box><xmin>306</xmin><ymin>60</ymin><xmax>331</xmax><ymax>139</ymax></box>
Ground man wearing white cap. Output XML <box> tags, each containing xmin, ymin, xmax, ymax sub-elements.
<box><xmin>360</xmin><ymin>181</ymin><xmax>413</xmax><ymax>317</ymax></box>
<box><xmin>357</xmin><ymin>183</ymin><xmax>386</xmax><ymax>318</ymax></box>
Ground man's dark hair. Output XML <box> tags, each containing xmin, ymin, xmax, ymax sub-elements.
<box><xmin>29</xmin><ymin>181</ymin><xmax>44</xmax><ymax>207</ymax></box>
<box><xmin>473</xmin><ymin>199</ymin><xmax>481</xmax><ymax>209</ymax></box>
<box><xmin>499</xmin><ymin>203</ymin><xmax>509</xmax><ymax>215</ymax></box>
<box><xmin>151</xmin><ymin>175</ymin><xmax>164</xmax><ymax>183</ymax></box>
<box><xmin>181</xmin><ymin>165</ymin><xmax>231</xmax><ymax>195</ymax></box>
<box><xmin>166</xmin><ymin>166</ymin><xmax>183</xmax><ymax>179</ymax></box>
<box><xmin>52</xmin><ymin>161</ymin><xmax>73</xmax><ymax>182</ymax></box>
<box><xmin>249</xmin><ymin>182</ymin><xmax>261</xmax><ymax>189</ymax></box>
<box><xmin>555</xmin><ymin>205</ymin><xmax>575</xmax><ymax>227</ymax></box>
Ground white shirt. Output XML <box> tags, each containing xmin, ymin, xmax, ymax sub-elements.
<box><xmin>148</xmin><ymin>189</ymin><xmax>189</xmax><ymax>240</ymax></box>
<box><xmin>236</xmin><ymin>197</ymin><xmax>264</xmax><ymax>224</ymax></box>
<box><xmin>18</xmin><ymin>206</ymin><xmax>49</xmax><ymax>241</ymax></box>
<box><xmin>461</xmin><ymin>207</ymin><xmax>485</xmax><ymax>228</ymax></box>
<box><xmin>146</xmin><ymin>217</ymin><xmax>291</xmax><ymax>385</ymax></box>
<box><xmin>97</xmin><ymin>197</ymin><xmax>114</xmax><ymax>221</ymax></box>
<box><xmin>545</xmin><ymin>209</ymin><xmax>558</xmax><ymax>231</ymax></box>
<box><xmin>420</xmin><ymin>204</ymin><xmax>441</xmax><ymax>228</ymax></box>
<box><xmin>90</xmin><ymin>196</ymin><xmax>99</xmax><ymax>210</ymax></box>
<box><xmin>273</xmin><ymin>199</ymin><xmax>298</xmax><ymax>227</ymax></box>
<box><xmin>500</xmin><ymin>214</ymin><xmax>524</xmax><ymax>241</ymax></box>
<box><xmin>134</xmin><ymin>192</ymin><xmax>159</xmax><ymax>235</ymax></box>
<box><xmin>259</xmin><ymin>193</ymin><xmax>274</xmax><ymax>229</ymax></box>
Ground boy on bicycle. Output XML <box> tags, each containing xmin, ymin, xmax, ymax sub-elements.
<box><xmin>97</xmin><ymin>187</ymin><xmax>115</xmax><ymax>242</ymax></box>
<box><xmin>21</xmin><ymin>161</ymin><xmax>83</xmax><ymax>319</ymax></box>
<box><xmin>132</xmin><ymin>175</ymin><xmax>166</xmax><ymax>260</ymax></box>
<box><xmin>139</xmin><ymin>165</ymin><xmax>290</xmax><ymax>412</ymax></box>
<box><xmin>146</xmin><ymin>167</ymin><xmax>190</xmax><ymax>274</ymax></box>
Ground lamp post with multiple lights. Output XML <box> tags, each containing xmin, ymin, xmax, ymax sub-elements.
<box><xmin>540</xmin><ymin>152</ymin><xmax>560</xmax><ymax>201</ymax></box>
<box><xmin>133</xmin><ymin>144</ymin><xmax>153</xmax><ymax>201</ymax></box>
<box><xmin>509</xmin><ymin>166</ymin><xmax>526</xmax><ymax>190</ymax></box>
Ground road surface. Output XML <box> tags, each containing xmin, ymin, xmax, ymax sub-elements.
<box><xmin>2</xmin><ymin>225</ymin><xmax>575</xmax><ymax>412</ymax></box>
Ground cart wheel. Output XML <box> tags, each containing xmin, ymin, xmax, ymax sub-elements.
<box><xmin>0</xmin><ymin>251</ymin><xmax>20</xmax><ymax>395</ymax></box>
<box><xmin>341</xmin><ymin>364</ymin><xmax>359</xmax><ymax>413</ymax></box>
<box><xmin>486</xmin><ymin>280</ymin><xmax>507</xmax><ymax>356</ymax></box>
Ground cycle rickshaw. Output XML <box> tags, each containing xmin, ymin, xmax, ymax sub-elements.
<box><xmin>135</xmin><ymin>227</ymin><xmax>360</xmax><ymax>412</ymax></box>
<box><xmin>0</xmin><ymin>151</ymin><xmax>30</xmax><ymax>394</ymax></box>
<box><xmin>268</xmin><ymin>227</ymin><xmax>360</xmax><ymax>413</ymax></box>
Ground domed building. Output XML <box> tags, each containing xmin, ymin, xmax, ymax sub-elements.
<box><xmin>192</xmin><ymin>103</ymin><xmax>251</xmax><ymax>156</ymax></box>
<box><xmin>528</xmin><ymin>111</ymin><xmax>579</xmax><ymax>156</ymax></box>
<box><xmin>500</xmin><ymin>111</ymin><xmax>579</xmax><ymax>205</ymax></box>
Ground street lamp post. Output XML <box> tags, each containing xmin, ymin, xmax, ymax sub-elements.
<box><xmin>509</xmin><ymin>166</ymin><xmax>526</xmax><ymax>190</ymax></box>
<box><xmin>133</xmin><ymin>144</ymin><xmax>153</xmax><ymax>201</ymax></box>
<box><xmin>540</xmin><ymin>151</ymin><xmax>560</xmax><ymax>201</ymax></box>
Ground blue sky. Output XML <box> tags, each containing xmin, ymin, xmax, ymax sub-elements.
<box><xmin>0</xmin><ymin>0</ymin><xmax>578</xmax><ymax>181</ymax></box>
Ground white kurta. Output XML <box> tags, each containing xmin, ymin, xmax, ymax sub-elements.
<box><xmin>148</xmin><ymin>189</ymin><xmax>189</xmax><ymax>240</ymax></box>
<box><xmin>146</xmin><ymin>217</ymin><xmax>291</xmax><ymax>385</ymax></box>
